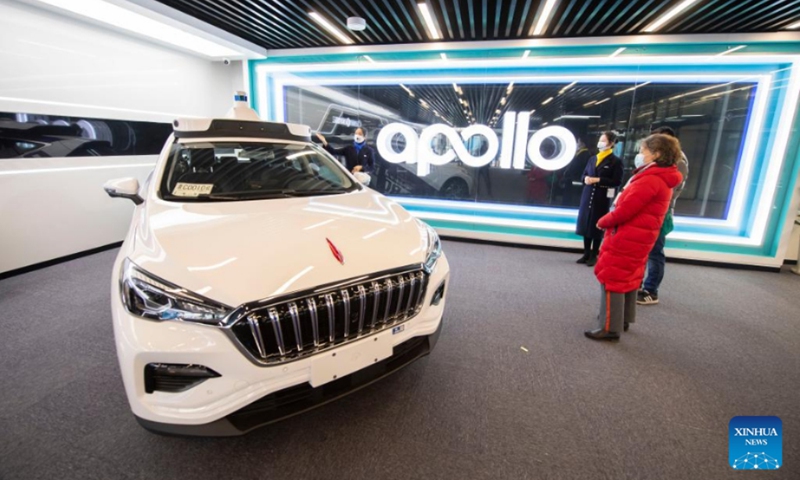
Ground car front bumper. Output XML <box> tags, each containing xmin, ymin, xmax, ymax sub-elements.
<box><xmin>111</xmin><ymin>255</ymin><xmax>449</xmax><ymax>436</ymax></box>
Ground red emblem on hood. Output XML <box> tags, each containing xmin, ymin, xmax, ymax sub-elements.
<box><xmin>326</xmin><ymin>238</ymin><xmax>345</xmax><ymax>265</ymax></box>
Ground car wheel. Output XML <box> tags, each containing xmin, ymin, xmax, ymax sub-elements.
<box><xmin>440</xmin><ymin>178</ymin><xmax>470</xmax><ymax>200</ymax></box>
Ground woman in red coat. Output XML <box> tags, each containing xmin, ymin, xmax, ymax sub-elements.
<box><xmin>585</xmin><ymin>134</ymin><xmax>684</xmax><ymax>341</ymax></box>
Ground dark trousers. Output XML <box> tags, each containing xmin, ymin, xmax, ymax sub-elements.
<box><xmin>597</xmin><ymin>284</ymin><xmax>637</xmax><ymax>333</ymax></box>
<box><xmin>583</xmin><ymin>237</ymin><xmax>602</xmax><ymax>257</ymax></box>
<box><xmin>643</xmin><ymin>229</ymin><xmax>667</xmax><ymax>294</ymax></box>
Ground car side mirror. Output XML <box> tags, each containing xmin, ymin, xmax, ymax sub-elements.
<box><xmin>353</xmin><ymin>171</ymin><xmax>371</xmax><ymax>186</ymax></box>
<box><xmin>104</xmin><ymin>177</ymin><xmax>143</xmax><ymax>205</ymax></box>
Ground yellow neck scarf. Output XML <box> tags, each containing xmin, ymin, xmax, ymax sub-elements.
<box><xmin>596</xmin><ymin>149</ymin><xmax>613</xmax><ymax>166</ymax></box>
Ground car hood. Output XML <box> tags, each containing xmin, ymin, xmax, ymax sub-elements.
<box><xmin>130</xmin><ymin>189</ymin><xmax>429</xmax><ymax>307</ymax></box>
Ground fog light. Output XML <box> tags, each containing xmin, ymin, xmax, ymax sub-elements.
<box><xmin>144</xmin><ymin>363</ymin><xmax>220</xmax><ymax>394</ymax></box>
<box><xmin>431</xmin><ymin>282</ymin><xmax>445</xmax><ymax>306</ymax></box>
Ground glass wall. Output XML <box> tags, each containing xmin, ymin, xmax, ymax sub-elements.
<box><xmin>253</xmin><ymin>51</ymin><xmax>800</xmax><ymax>264</ymax></box>
<box><xmin>285</xmin><ymin>80</ymin><xmax>755</xmax><ymax>220</ymax></box>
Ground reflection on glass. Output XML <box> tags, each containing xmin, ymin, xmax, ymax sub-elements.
<box><xmin>0</xmin><ymin>112</ymin><xmax>172</xmax><ymax>158</ymax></box>
<box><xmin>285</xmin><ymin>80</ymin><xmax>756</xmax><ymax>220</ymax></box>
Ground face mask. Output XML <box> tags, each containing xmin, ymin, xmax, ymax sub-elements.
<box><xmin>354</xmin><ymin>135</ymin><xmax>365</xmax><ymax>144</ymax></box>
<box><xmin>634</xmin><ymin>153</ymin><xmax>645</xmax><ymax>168</ymax></box>
<box><xmin>597</xmin><ymin>141</ymin><xmax>608</xmax><ymax>151</ymax></box>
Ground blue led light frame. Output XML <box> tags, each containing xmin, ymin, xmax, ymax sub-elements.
<box><xmin>250</xmin><ymin>52</ymin><xmax>800</xmax><ymax>266</ymax></box>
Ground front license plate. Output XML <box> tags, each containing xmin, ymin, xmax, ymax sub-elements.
<box><xmin>310</xmin><ymin>334</ymin><xmax>393</xmax><ymax>388</ymax></box>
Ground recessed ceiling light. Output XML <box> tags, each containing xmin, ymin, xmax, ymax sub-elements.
<box><xmin>716</xmin><ymin>45</ymin><xmax>746</xmax><ymax>56</ymax></box>
<box><xmin>418</xmin><ymin>2</ymin><xmax>442</xmax><ymax>40</ymax></box>
<box><xmin>787</xmin><ymin>20</ymin><xmax>800</xmax><ymax>29</ymax></box>
<box><xmin>614</xmin><ymin>82</ymin><xmax>651</xmax><ymax>96</ymax></box>
<box><xmin>553</xmin><ymin>115</ymin><xmax>601</xmax><ymax>121</ymax></box>
<box><xmin>595</xmin><ymin>97</ymin><xmax>611</xmax><ymax>105</ymax></box>
<box><xmin>532</xmin><ymin>0</ymin><xmax>558</xmax><ymax>36</ymax></box>
<box><xmin>610</xmin><ymin>47</ymin><xmax>626</xmax><ymax>58</ymax></box>
<box><xmin>542</xmin><ymin>97</ymin><xmax>553</xmax><ymax>105</ymax></box>
<box><xmin>441</xmin><ymin>53</ymin><xmax>448</xmax><ymax>60</ymax></box>
<box><xmin>559</xmin><ymin>81</ymin><xmax>577</xmax><ymax>95</ymax></box>
<box><xmin>309</xmin><ymin>12</ymin><xmax>354</xmax><ymax>44</ymax></box>
<box><xmin>643</xmin><ymin>0</ymin><xmax>700</xmax><ymax>33</ymax></box>
<box><xmin>522</xmin><ymin>50</ymin><xmax>531</xmax><ymax>58</ymax></box>
<box><xmin>400</xmin><ymin>84</ymin><xmax>415</xmax><ymax>97</ymax></box>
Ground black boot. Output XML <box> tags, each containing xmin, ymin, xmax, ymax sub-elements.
<box><xmin>584</xmin><ymin>328</ymin><xmax>620</xmax><ymax>341</ymax></box>
<box><xmin>577</xmin><ymin>237</ymin><xmax>591</xmax><ymax>264</ymax></box>
<box><xmin>586</xmin><ymin>239</ymin><xmax>600</xmax><ymax>266</ymax></box>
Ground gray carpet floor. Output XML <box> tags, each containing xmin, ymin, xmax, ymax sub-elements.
<box><xmin>1</xmin><ymin>240</ymin><xmax>799</xmax><ymax>480</ymax></box>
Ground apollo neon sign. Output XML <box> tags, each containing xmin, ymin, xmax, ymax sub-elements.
<box><xmin>376</xmin><ymin>111</ymin><xmax>577</xmax><ymax>176</ymax></box>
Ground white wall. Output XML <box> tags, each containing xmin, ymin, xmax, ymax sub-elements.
<box><xmin>0</xmin><ymin>0</ymin><xmax>245</xmax><ymax>274</ymax></box>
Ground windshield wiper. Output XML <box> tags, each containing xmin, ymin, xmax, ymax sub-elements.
<box><xmin>284</xmin><ymin>189</ymin><xmax>350</xmax><ymax>197</ymax></box>
<box><xmin>201</xmin><ymin>191</ymin><xmax>293</xmax><ymax>200</ymax></box>
<box><xmin>188</xmin><ymin>188</ymin><xmax>351</xmax><ymax>201</ymax></box>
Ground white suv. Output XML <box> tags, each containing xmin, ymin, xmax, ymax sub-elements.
<box><xmin>104</xmin><ymin>101</ymin><xmax>449</xmax><ymax>436</ymax></box>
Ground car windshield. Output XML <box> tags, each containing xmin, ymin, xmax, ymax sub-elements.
<box><xmin>159</xmin><ymin>141</ymin><xmax>358</xmax><ymax>202</ymax></box>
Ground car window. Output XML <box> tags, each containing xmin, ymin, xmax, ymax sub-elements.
<box><xmin>159</xmin><ymin>141</ymin><xmax>358</xmax><ymax>202</ymax></box>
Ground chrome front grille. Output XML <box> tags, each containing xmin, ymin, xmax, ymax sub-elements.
<box><xmin>230</xmin><ymin>269</ymin><xmax>428</xmax><ymax>364</ymax></box>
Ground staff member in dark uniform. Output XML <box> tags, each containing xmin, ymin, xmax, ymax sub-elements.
<box><xmin>315</xmin><ymin>127</ymin><xmax>375</xmax><ymax>174</ymax></box>
<box><xmin>575</xmin><ymin>131</ymin><xmax>623</xmax><ymax>266</ymax></box>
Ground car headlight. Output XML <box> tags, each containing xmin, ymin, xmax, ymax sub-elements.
<box><xmin>120</xmin><ymin>258</ymin><xmax>232</xmax><ymax>325</ymax></box>
<box><xmin>423</xmin><ymin>224</ymin><xmax>442</xmax><ymax>274</ymax></box>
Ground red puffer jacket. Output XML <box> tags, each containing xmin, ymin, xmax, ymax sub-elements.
<box><xmin>594</xmin><ymin>164</ymin><xmax>683</xmax><ymax>293</ymax></box>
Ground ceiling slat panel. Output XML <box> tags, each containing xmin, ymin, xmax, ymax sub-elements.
<box><xmin>681</xmin><ymin>0</ymin><xmax>742</xmax><ymax>32</ymax></box>
<box><xmin>379</xmin><ymin>0</ymin><xmax>416</xmax><ymax>42</ymax></box>
<box><xmin>745</xmin><ymin>4</ymin><xmax>800</xmax><ymax>31</ymax></box>
<box><xmin>353</xmin><ymin>0</ymin><xmax>401</xmax><ymax>43</ymax></box>
<box><xmin>153</xmin><ymin>0</ymin><xmax>800</xmax><ymax>49</ymax></box>
<box><xmin>600</xmin><ymin>0</ymin><xmax>640</xmax><ymax>34</ymax></box>
<box><xmin>236</xmin><ymin>0</ymin><xmax>322</xmax><ymax>47</ymax></box>
<box><xmin>503</xmin><ymin>0</ymin><xmax>518</xmax><ymax>38</ymax></box>
<box><xmin>400</xmin><ymin>0</ymin><xmax>427</xmax><ymax>41</ymax></box>
<box><xmin>553</xmin><ymin>0</ymin><xmax>580</xmax><ymax>36</ymax></box>
<box><xmin>181</xmin><ymin>0</ymin><xmax>308</xmax><ymax>48</ymax></box>
<box><xmin>492</xmin><ymin>0</ymin><xmax>502</xmax><ymax>39</ymax></box>
<box><xmin>437</xmin><ymin>0</ymin><xmax>456</xmax><ymax>40</ymax></box>
<box><xmin>616</xmin><ymin>0</ymin><xmax>666</xmax><ymax>35</ymax></box>
<box><xmin>563</xmin><ymin>1</ymin><xmax>595</xmax><ymax>36</ymax></box>
<box><xmin>716</xmin><ymin>0</ymin><xmax>779</xmax><ymax>31</ymax></box>
<box><xmin>515</xmin><ymin>0</ymin><xmax>536</xmax><ymax>37</ymax></box>
<box><xmin>590</xmin><ymin>0</ymin><xmax>626</xmax><ymax>35</ymax></box>
<box><xmin>259</xmin><ymin>0</ymin><xmax>337</xmax><ymax>44</ymax></box>
<box><xmin>577</xmin><ymin>1</ymin><xmax>610</xmax><ymax>37</ymax></box>
<box><xmin>480</xmin><ymin>0</ymin><xmax>488</xmax><ymax>40</ymax></box>
<box><xmin>692</xmin><ymin>0</ymin><xmax>754</xmax><ymax>32</ymax></box>
<box><xmin>666</xmin><ymin>0</ymin><xmax>727</xmax><ymax>31</ymax></box>
<box><xmin>349</xmin><ymin>0</ymin><xmax>395</xmax><ymax>43</ymax></box>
